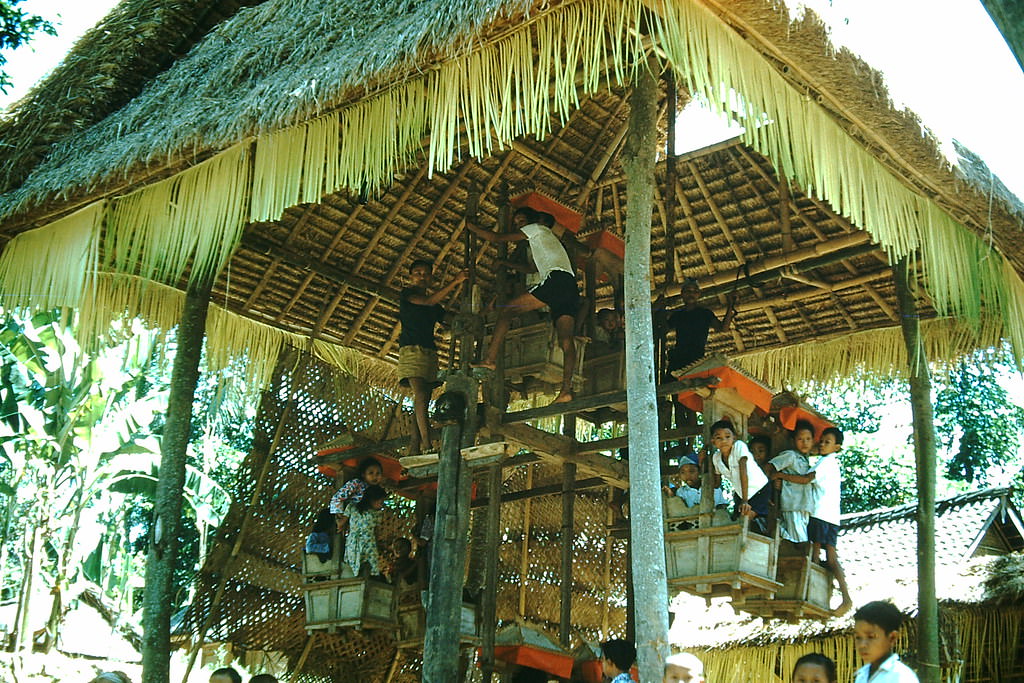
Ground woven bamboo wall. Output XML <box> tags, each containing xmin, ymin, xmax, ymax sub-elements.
<box><xmin>187</xmin><ymin>350</ymin><xmax>629</xmax><ymax>682</ymax></box>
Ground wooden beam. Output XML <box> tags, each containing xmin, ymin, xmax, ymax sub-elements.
<box><xmin>498</xmin><ymin>422</ymin><xmax>629</xmax><ymax>488</ymax></box>
<box><xmin>479</xmin><ymin>463</ymin><xmax>502</xmax><ymax>683</ymax></box>
<box><xmin>512</xmin><ymin>141</ymin><xmax>585</xmax><ymax>185</ymax></box>
<box><xmin>576</xmin><ymin>426</ymin><xmax>702</xmax><ymax>455</ymax></box>
<box><xmin>502</xmin><ymin>378</ymin><xmax>715</xmax><ymax>424</ymax></box>
<box><xmin>559</xmin><ymin>462</ymin><xmax>576</xmax><ymax>647</ymax></box>
<box><xmin>240</xmin><ymin>234</ymin><xmax>401</xmax><ymax>306</ymax></box>
<box><xmin>470</xmin><ymin>477</ymin><xmax>605</xmax><ymax>508</ymax></box>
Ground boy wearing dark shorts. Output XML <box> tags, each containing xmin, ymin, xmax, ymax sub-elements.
<box><xmin>469</xmin><ymin>206</ymin><xmax>581</xmax><ymax>404</ymax></box>
<box><xmin>811</xmin><ymin>426</ymin><xmax>853</xmax><ymax>615</ymax></box>
<box><xmin>399</xmin><ymin>260</ymin><xmax>467</xmax><ymax>454</ymax></box>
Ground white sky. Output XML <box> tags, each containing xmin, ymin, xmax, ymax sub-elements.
<box><xmin>1</xmin><ymin>0</ymin><xmax>1022</xmax><ymax>200</ymax></box>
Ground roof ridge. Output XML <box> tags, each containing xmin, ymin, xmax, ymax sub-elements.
<box><xmin>841</xmin><ymin>486</ymin><xmax>1012</xmax><ymax>528</ymax></box>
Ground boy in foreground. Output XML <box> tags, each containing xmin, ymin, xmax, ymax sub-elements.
<box><xmin>600</xmin><ymin>638</ymin><xmax>636</xmax><ymax>683</ymax></box>
<box><xmin>664</xmin><ymin>652</ymin><xmax>704</xmax><ymax>682</ymax></box>
<box><xmin>853</xmin><ymin>601</ymin><xmax>919</xmax><ymax>682</ymax></box>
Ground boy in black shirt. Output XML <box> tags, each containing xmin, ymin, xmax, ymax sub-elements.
<box><xmin>399</xmin><ymin>260</ymin><xmax>467</xmax><ymax>454</ymax></box>
<box><xmin>663</xmin><ymin>277</ymin><xmax>735</xmax><ymax>373</ymax></box>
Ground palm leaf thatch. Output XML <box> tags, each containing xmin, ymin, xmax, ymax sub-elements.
<box><xmin>983</xmin><ymin>552</ymin><xmax>1024</xmax><ymax>604</ymax></box>
<box><xmin>1</xmin><ymin>0</ymin><xmax>1023</xmax><ymax>391</ymax></box>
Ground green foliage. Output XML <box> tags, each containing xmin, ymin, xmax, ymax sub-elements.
<box><xmin>804</xmin><ymin>374</ymin><xmax>903</xmax><ymax>434</ymax></box>
<box><xmin>934</xmin><ymin>354</ymin><xmax>1024</xmax><ymax>485</ymax></box>
<box><xmin>0</xmin><ymin>0</ymin><xmax>56</xmax><ymax>94</ymax></box>
<box><xmin>837</xmin><ymin>439</ymin><xmax>916</xmax><ymax>514</ymax></box>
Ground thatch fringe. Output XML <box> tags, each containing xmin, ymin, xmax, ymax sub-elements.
<box><xmin>0</xmin><ymin>202</ymin><xmax>101</xmax><ymax>311</ymax></box>
<box><xmin>106</xmin><ymin>142</ymin><xmax>251</xmax><ymax>288</ymax></box>
<box><xmin>4</xmin><ymin>0</ymin><xmax>1024</xmax><ymax>373</ymax></box>
<box><xmin>69</xmin><ymin>273</ymin><xmax>395</xmax><ymax>392</ymax></box>
<box><xmin>734</xmin><ymin>316</ymin><xmax>1007</xmax><ymax>388</ymax></box>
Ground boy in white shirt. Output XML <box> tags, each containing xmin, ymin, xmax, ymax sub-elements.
<box><xmin>709</xmin><ymin>419</ymin><xmax>771</xmax><ymax>533</ymax></box>
<box><xmin>853</xmin><ymin>601</ymin><xmax>919</xmax><ymax>682</ymax></box>
<box><xmin>469</xmin><ymin>206</ymin><xmax>581</xmax><ymax>405</ymax></box>
<box><xmin>811</xmin><ymin>426</ymin><xmax>853</xmax><ymax>615</ymax></box>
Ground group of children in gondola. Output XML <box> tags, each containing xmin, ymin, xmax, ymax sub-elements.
<box><xmin>663</xmin><ymin>418</ymin><xmax>853</xmax><ymax>616</ymax></box>
<box><xmin>304</xmin><ymin>456</ymin><xmax>429</xmax><ymax>587</ymax></box>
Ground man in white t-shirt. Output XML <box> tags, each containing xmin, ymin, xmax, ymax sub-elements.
<box><xmin>468</xmin><ymin>206</ymin><xmax>581</xmax><ymax>404</ymax></box>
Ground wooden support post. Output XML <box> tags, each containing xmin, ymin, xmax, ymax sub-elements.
<box><xmin>559</xmin><ymin>462</ymin><xmax>576</xmax><ymax>647</ymax></box>
<box><xmin>518</xmin><ymin>465</ymin><xmax>534</xmax><ymax>617</ymax></box>
<box><xmin>621</xmin><ymin>59</ymin><xmax>671</xmax><ymax>680</ymax></box>
<box><xmin>479</xmin><ymin>463</ymin><xmax>503</xmax><ymax>683</ymax></box>
<box><xmin>142</xmin><ymin>281</ymin><xmax>212</xmax><ymax>683</ymax></box>
<box><xmin>423</xmin><ymin>374</ymin><xmax>477</xmax><ymax>682</ymax></box>
<box><xmin>893</xmin><ymin>257</ymin><xmax>939</xmax><ymax>683</ymax></box>
<box><xmin>293</xmin><ymin>632</ymin><xmax>317</xmax><ymax>677</ymax></box>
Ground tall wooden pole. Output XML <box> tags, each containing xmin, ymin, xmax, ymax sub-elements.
<box><xmin>423</xmin><ymin>376</ymin><xmax>475</xmax><ymax>682</ymax></box>
<box><xmin>559</xmin><ymin>461</ymin><xmax>576</xmax><ymax>647</ymax></box>
<box><xmin>479</xmin><ymin>463</ymin><xmax>503</xmax><ymax>683</ymax></box>
<box><xmin>141</xmin><ymin>281</ymin><xmax>212</xmax><ymax>683</ymax></box>
<box><xmin>893</xmin><ymin>256</ymin><xmax>939</xmax><ymax>683</ymax></box>
<box><xmin>621</xmin><ymin>60</ymin><xmax>670</xmax><ymax>681</ymax></box>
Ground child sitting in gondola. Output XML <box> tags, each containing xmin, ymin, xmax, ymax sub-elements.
<box><xmin>709</xmin><ymin>419</ymin><xmax>771</xmax><ymax>534</ymax></box>
<box><xmin>329</xmin><ymin>457</ymin><xmax>384</xmax><ymax>534</ymax></box>
<box><xmin>766</xmin><ymin>420</ymin><xmax>818</xmax><ymax>545</ymax></box>
<box><xmin>388</xmin><ymin>536</ymin><xmax>420</xmax><ymax>587</ymax></box>
<box><xmin>343</xmin><ymin>484</ymin><xmax>388</xmax><ymax>577</ymax></box>
<box><xmin>747</xmin><ymin>435</ymin><xmax>773</xmax><ymax>472</ymax></box>
<box><xmin>662</xmin><ymin>447</ymin><xmax>728</xmax><ymax>508</ymax></box>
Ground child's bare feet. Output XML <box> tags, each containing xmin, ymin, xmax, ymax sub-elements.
<box><xmin>550</xmin><ymin>390</ymin><xmax>574</xmax><ymax>404</ymax></box>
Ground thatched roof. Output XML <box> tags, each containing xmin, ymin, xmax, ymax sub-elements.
<box><xmin>2</xmin><ymin>0</ymin><xmax>1024</xmax><ymax>392</ymax></box>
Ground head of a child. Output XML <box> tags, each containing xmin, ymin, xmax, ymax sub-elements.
<box><xmin>209</xmin><ymin>668</ymin><xmax>241</xmax><ymax>683</ymax></box>
<box><xmin>747</xmin><ymin>435</ymin><xmax>771</xmax><ymax>467</ymax></box>
<box><xmin>534</xmin><ymin>210</ymin><xmax>556</xmax><ymax>228</ymax></box>
<box><xmin>597</xmin><ymin>308</ymin><xmax>620</xmax><ymax>333</ymax></box>
<box><xmin>600</xmin><ymin>638</ymin><xmax>636</xmax><ymax>677</ymax></box>
<box><xmin>819</xmin><ymin>427</ymin><xmax>844</xmax><ymax>456</ymax></box>
<box><xmin>392</xmin><ymin>537</ymin><xmax>412</xmax><ymax>559</ymax></box>
<box><xmin>408</xmin><ymin>259</ymin><xmax>433</xmax><ymax>288</ymax></box>
<box><xmin>512</xmin><ymin>206</ymin><xmax>538</xmax><ymax>228</ymax></box>
<box><xmin>680</xmin><ymin>277</ymin><xmax>701</xmax><ymax>307</ymax></box>
<box><xmin>357</xmin><ymin>484</ymin><xmax>388</xmax><ymax>512</ymax></box>
<box><xmin>853</xmin><ymin>601</ymin><xmax>903</xmax><ymax>669</ymax></box>
<box><xmin>250</xmin><ymin>676</ymin><xmax>279</xmax><ymax>683</ymax></box>
<box><xmin>792</xmin><ymin>420</ymin><xmax>815</xmax><ymax>455</ymax></box>
<box><xmin>663</xmin><ymin>652</ymin><xmax>704</xmax><ymax>683</ymax></box>
<box><xmin>792</xmin><ymin>653</ymin><xmax>837</xmax><ymax>683</ymax></box>
<box><xmin>709</xmin><ymin>419</ymin><xmax>736</xmax><ymax>456</ymax></box>
<box><xmin>678</xmin><ymin>455</ymin><xmax>700</xmax><ymax>489</ymax></box>
<box><xmin>358</xmin><ymin>458</ymin><xmax>384</xmax><ymax>486</ymax></box>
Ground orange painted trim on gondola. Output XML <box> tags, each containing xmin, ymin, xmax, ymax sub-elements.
<box><xmin>492</xmin><ymin>645</ymin><xmax>575</xmax><ymax>678</ymax></box>
<box><xmin>674</xmin><ymin>365</ymin><xmax>774</xmax><ymax>414</ymax></box>
<box><xmin>777</xmin><ymin>405</ymin><xmax>833</xmax><ymax>438</ymax></box>
<box><xmin>511</xmin><ymin>191</ymin><xmax>583</xmax><ymax>233</ymax></box>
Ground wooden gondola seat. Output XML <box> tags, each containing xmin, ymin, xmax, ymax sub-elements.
<box><xmin>396</xmin><ymin>585</ymin><xmax>479</xmax><ymax>647</ymax></box>
<box><xmin>743</xmin><ymin>542</ymin><xmax>833</xmax><ymax>621</ymax></box>
<box><xmin>496</xmin><ymin>319</ymin><xmax>587</xmax><ymax>392</ymax></box>
<box><xmin>664</xmin><ymin>516</ymin><xmax>782</xmax><ymax>603</ymax></box>
<box><xmin>302</xmin><ymin>577</ymin><xmax>397</xmax><ymax>632</ymax></box>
